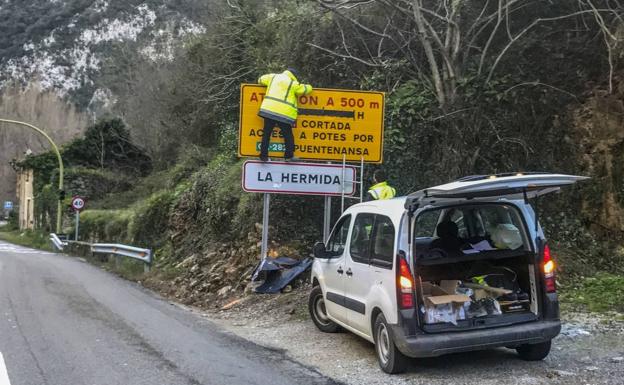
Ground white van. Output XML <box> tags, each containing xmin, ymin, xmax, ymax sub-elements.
<box><xmin>308</xmin><ymin>173</ymin><xmax>587</xmax><ymax>373</ymax></box>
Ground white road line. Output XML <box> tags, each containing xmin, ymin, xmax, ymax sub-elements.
<box><xmin>0</xmin><ymin>352</ymin><xmax>11</xmax><ymax>385</ymax></box>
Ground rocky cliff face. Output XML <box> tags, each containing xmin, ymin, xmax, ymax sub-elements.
<box><xmin>0</xmin><ymin>84</ymin><xmax>87</xmax><ymax>203</ymax></box>
<box><xmin>572</xmin><ymin>74</ymin><xmax>624</xmax><ymax>238</ymax></box>
<box><xmin>0</xmin><ymin>0</ymin><xmax>213</xmax><ymax>202</ymax></box>
<box><xmin>0</xmin><ymin>0</ymin><xmax>208</xmax><ymax>102</ymax></box>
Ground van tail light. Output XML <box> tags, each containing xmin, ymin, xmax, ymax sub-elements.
<box><xmin>398</xmin><ymin>257</ymin><xmax>414</xmax><ymax>309</ymax></box>
<box><xmin>543</xmin><ymin>244</ymin><xmax>557</xmax><ymax>293</ymax></box>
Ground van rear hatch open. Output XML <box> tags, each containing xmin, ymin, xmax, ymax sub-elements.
<box><xmin>407</xmin><ymin>173</ymin><xmax>588</xmax><ymax>202</ymax></box>
<box><xmin>406</xmin><ymin>173</ymin><xmax>588</xmax><ymax>333</ymax></box>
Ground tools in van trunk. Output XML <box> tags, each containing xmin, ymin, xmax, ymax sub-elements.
<box><xmin>464</xmin><ymin>274</ymin><xmax>530</xmax><ymax>314</ymax></box>
<box><xmin>463</xmin><ymin>282</ymin><xmax>513</xmax><ymax>297</ymax></box>
<box><xmin>421</xmin><ymin>275</ymin><xmax>532</xmax><ymax>324</ymax></box>
<box><xmin>462</xmin><ymin>280</ymin><xmax>527</xmax><ymax>312</ymax></box>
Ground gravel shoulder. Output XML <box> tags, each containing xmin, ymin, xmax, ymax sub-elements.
<box><xmin>205</xmin><ymin>286</ymin><xmax>624</xmax><ymax>385</ymax></box>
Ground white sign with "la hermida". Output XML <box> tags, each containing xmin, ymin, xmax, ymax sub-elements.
<box><xmin>242</xmin><ymin>161</ymin><xmax>356</xmax><ymax>196</ymax></box>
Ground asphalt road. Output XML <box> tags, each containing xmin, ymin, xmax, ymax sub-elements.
<box><xmin>0</xmin><ymin>241</ymin><xmax>338</xmax><ymax>385</ymax></box>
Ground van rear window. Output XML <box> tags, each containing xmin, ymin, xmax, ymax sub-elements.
<box><xmin>414</xmin><ymin>204</ymin><xmax>529</xmax><ymax>257</ymax></box>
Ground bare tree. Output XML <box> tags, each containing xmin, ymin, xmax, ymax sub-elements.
<box><xmin>585</xmin><ymin>0</ymin><xmax>623</xmax><ymax>94</ymax></box>
<box><xmin>313</xmin><ymin>0</ymin><xmax>623</xmax><ymax>109</ymax></box>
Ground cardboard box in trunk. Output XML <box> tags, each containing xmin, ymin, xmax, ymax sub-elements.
<box><xmin>421</xmin><ymin>281</ymin><xmax>471</xmax><ymax>325</ymax></box>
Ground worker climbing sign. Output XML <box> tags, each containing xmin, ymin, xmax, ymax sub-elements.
<box><xmin>239</xmin><ymin>84</ymin><xmax>385</xmax><ymax>163</ymax></box>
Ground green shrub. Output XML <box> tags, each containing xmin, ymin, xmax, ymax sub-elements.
<box><xmin>78</xmin><ymin>209</ymin><xmax>132</xmax><ymax>243</ymax></box>
<box><xmin>167</xmin><ymin>152</ymin><xmax>326</xmax><ymax>260</ymax></box>
<box><xmin>90</xmin><ymin>170</ymin><xmax>172</xmax><ymax>209</ymax></box>
<box><xmin>561</xmin><ymin>273</ymin><xmax>624</xmax><ymax>313</ymax></box>
<box><xmin>61</xmin><ymin>118</ymin><xmax>152</xmax><ymax>175</ymax></box>
<box><xmin>6</xmin><ymin>211</ymin><xmax>18</xmax><ymax>230</ymax></box>
<box><xmin>128</xmin><ymin>191</ymin><xmax>175</xmax><ymax>249</ymax></box>
<box><xmin>0</xmin><ymin>229</ymin><xmax>53</xmax><ymax>251</ymax></box>
<box><xmin>64</xmin><ymin>167</ymin><xmax>132</xmax><ymax>201</ymax></box>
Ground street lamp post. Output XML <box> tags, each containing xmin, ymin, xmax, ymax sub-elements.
<box><xmin>0</xmin><ymin>119</ymin><xmax>65</xmax><ymax>234</ymax></box>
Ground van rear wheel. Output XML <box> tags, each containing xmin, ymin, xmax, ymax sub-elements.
<box><xmin>516</xmin><ymin>340</ymin><xmax>552</xmax><ymax>361</ymax></box>
<box><xmin>374</xmin><ymin>313</ymin><xmax>408</xmax><ymax>374</ymax></box>
<box><xmin>308</xmin><ymin>286</ymin><xmax>340</xmax><ymax>333</ymax></box>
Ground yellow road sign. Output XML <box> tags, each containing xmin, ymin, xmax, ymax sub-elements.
<box><xmin>238</xmin><ymin>84</ymin><xmax>385</xmax><ymax>163</ymax></box>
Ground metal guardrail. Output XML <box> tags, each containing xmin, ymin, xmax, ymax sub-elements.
<box><xmin>50</xmin><ymin>233</ymin><xmax>67</xmax><ymax>250</ymax></box>
<box><xmin>49</xmin><ymin>234</ymin><xmax>152</xmax><ymax>272</ymax></box>
<box><xmin>91</xmin><ymin>243</ymin><xmax>152</xmax><ymax>272</ymax></box>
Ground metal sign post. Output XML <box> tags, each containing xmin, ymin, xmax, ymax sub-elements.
<box><xmin>323</xmin><ymin>196</ymin><xmax>331</xmax><ymax>242</ymax></box>
<box><xmin>260</xmin><ymin>193</ymin><xmax>270</xmax><ymax>259</ymax></box>
<box><xmin>243</xmin><ymin>161</ymin><xmax>357</xmax><ymax>267</ymax></box>
<box><xmin>71</xmin><ymin>196</ymin><xmax>86</xmax><ymax>241</ymax></box>
<box><xmin>340</xmin><ymin>156</ymin><xmax>366</xmax><ymax>214</ymax></box>
<box><xmin>75</xmin><ymin>211</ymin><xmax>80</xmax><ymax>241</ymax></box>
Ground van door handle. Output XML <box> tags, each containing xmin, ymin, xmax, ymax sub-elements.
<box><xmin>346</xmin><ymin>268</ymin><xmax>353</xmax><ymax>277</ymax></box>
<box><xmin>337</xmin><ymin>267</ymin><xmax>344</xmax><ymax>275</ymax></box>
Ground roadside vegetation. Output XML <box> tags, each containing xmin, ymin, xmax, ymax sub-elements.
<box><xmin>0</xmin><ymin>210</ymin><xmax>52</xmax><ymax>250</ymax></box>
<box><xmin>560</xmin><ymin>274</ymin><xmax>624</xmax><ymax>315</ymax></box>
<box><xmin>7</xmin><ymin>1</ymin><xmax>624</xmax><ymax>313</ymax></box>
<box><xmin>0</xmin><ymin>228</ymin><xmax>54</xmax><ymax>251</ymax></box>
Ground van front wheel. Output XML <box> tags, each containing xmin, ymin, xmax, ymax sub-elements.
<box><xmin>308</xmin><ymin>286</ymin><xmax>340</xmax><ymax>333</ymax></box>
<box><xmin>516</xmin><ymin>340</ymin><xmax>552</xmax><ymax>361</ymax></box>
<box><xmin>374</xmin><ymin>313</ymin><xmax>408</xmax><ymax>374</ymax></box>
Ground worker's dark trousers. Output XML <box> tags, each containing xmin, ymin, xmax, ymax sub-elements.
<box><xmin>260</xmin><ymin>118</ymin><xmax>295</xmax><ymax>159</ymax></box>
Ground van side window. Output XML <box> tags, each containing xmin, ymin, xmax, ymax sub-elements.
<box><xmin>327</xmin><ymin>215</ymin><xmax>351</xmax><ymax>256</ymax></box>
<box><xmin>415</xmin><ymin>204</ymin><xmax>529</xmax><ymax>257</ymax></box>
<box><xmin>447</xmin><ymin>209</ymin><xmax>468</xmax><ymax>239</ymax></box>
<box><xmin>370</xmin><ymin>215</ymin><xmax>395</xmax><ymax>269</ymax></box>
<box><xmin>415</xmin><ymin>210</ymin><xmax>440</xmax><ymax>238</ymax></box>
<box><xmin>349</xmin><ymin>213</ymin><xmax>375</xmax><ymax>264</ymax></box>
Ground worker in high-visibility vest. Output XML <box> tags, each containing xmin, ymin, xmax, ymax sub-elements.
<box><xmin>257</xmin><ymin>68</ymin><xmax>313</xmax><ymax>162</ymax></box>
<box><xmin>367</xmin><ymin>170</ymin><xmax>397</xmax><ymax>200</ymax></box>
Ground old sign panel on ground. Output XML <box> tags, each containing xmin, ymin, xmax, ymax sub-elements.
<box><xmin>239</xmin><ymin>84</ymin><xmax>384</xmax><ymax>163</ymax></box>
<box><xmin>242</xmin><ymin>161</ymin><xmax>356</xmax><ymax>196</ymax></box>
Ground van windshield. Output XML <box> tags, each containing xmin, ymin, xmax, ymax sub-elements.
<box><xmin>414</xmin><ymin>204</ymin><xmax>529</xmax><ymax>260</ymax></box>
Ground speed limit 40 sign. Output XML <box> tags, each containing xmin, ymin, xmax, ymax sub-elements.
<box><xmin>71</xmin><ymin>196</ymin><xmax>86</xmax><ymax>212</ymax></box>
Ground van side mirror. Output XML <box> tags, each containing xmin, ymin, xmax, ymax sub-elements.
<box><xmin>313</xmin><ymin>242</ymin><xmax>330</xmax><ymax>259</ymax></box>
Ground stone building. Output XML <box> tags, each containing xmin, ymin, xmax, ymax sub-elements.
<box><xmin>16</xmin><ymin>168</ymin><xmax>34</xmax><ymax>230</ymax></box>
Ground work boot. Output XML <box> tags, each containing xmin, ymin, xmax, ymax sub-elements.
<box><xmin>500</xmin><ymin>293</ymin><xmax>518</xmax><ymax>302</ymax></box>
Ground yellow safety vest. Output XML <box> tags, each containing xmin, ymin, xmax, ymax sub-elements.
<box><xmin>368</xmin><ymin>181</ymin><xmax>396</xmax><ymax>200</ymax></box>
<box><xmin>258</xmin><ymin>70</ymin><xmax>313</xmax><ymax>125</ymax></box>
